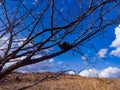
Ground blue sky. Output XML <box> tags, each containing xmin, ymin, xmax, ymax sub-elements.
<box><xmin>17</xmin><ymin>24</ymin><xmax>120</xmax><ymax>78</ymax></box>
<box><xmin>1</xmin><ymin>0</ymin><xmax>120</xmax><ymax>78</ymax></box>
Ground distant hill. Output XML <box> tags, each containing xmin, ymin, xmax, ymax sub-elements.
<box><xmin>0</xmin><ymin>72</ymin><xmax>120</xmax><ymax>90</ymax></box>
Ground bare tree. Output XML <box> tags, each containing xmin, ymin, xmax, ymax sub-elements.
<box><xmin>0</xmin><ymin>0</ymin><xmax>120</xmax><ymax>80</ymax></box>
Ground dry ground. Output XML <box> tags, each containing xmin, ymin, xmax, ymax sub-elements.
<box><xmin>0</xmin><ymin>72</ymin><xmax>120</xmax><ymax>90</ymax></box>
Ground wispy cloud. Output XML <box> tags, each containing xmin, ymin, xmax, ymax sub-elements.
<box><xmin>16</xmin><ymin>60</ymin><xmax>55</xmax><ymax>72</ymax></box>
<box><xmin>110</xmin><ymin>25</ymin><xmax>120</xmax><ymax>57</ymax></box>
<box><xmin>0</xmin><ymin>36</ymin><xmax>8</xmax><ymax>56</ymax></box>
<box><xmin>48</xmin><ymin>59</ymin><xmax>54</xmax><ymax>63</ymax></box>
<box><xmin>81</xmin><ymin>55</ymin><xmax>87</xmax><ymax>60</ymax></box>
<box><xmin>0</xmin><ymin>35</ymin><xmax>55</xmax><ymax>72</ymax></box>
<box><xmin>98</xmin><ymin>48</ymin><xmax>107</xmax><ymax>58</ymax></box>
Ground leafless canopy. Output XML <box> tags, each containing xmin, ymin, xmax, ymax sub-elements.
<box><xmin>0</xmin><ymin>0</ymin><xmax>120</xmax><ymax>80</ymax></box>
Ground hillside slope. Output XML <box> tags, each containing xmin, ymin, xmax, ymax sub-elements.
<box><xmin>0</xmin><ymin>72</ymin><xmax>120</xmax><ymax>90</ymax></box>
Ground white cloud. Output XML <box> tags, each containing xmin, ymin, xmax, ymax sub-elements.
<box><xmin>68</xmin><ymin>71</ymin><xmax>76</xmax><ymax>74</ymax></box>
<box><xmin>3</xmin><ymin>52</ymin><xmax>55</xmax><ymax>72</ymax></box>
<box><xmin>78</xmin><ymin>67</ymin><xmax>120</xmax><ymax>78</ymax></box>
<box><xmin>35</xmin><ymin>0</ymin><xmax>39</xmax><ymax>3</ymax></box>
<box><xmin>110</xmin><ymin>48</ymin><xmax>120</xmax><ymax>57</ymax></box>
<box><xmin>110</xmin><ymin>25</ymin><xmax>120</xmax><ymax>57</ymax></box>
<box><xmin>81</xmin><ymin>55</ymin><xmax>87</xmax><ymax>60</ymax></box>
<box><xmin>0</xmin><ymin>36</ymin><xmax>55</xmax><ymax>72</ymax></box>
<box><xmin>0</xmin><ymin>36</ymin><xmax>29</xmax><ymax>55</ymax></box>
<box><xmin>0</xmin><ymin>36</ymin><xmax>8</xmax><ymax>56</ymax></box>
<box><xmin>17</xmin><ymin>60</ymin><xmax>55</xmax><ymax>72</ymax></box>
<box><xmin>98</xmin><ymin>48</ymin><xmax>107</xmax><ymax>58</ymax></box>
<box><xmin>17</xmin><ymin>38</ymin><xmax>26</xmax><ymax>47</ymax></box>
<box><xmin>0</xmin><ymin>36</ymin><xmax>35</xmax><ymax>62</ymax></box>
<box><xmin>4</xmin><ymin>54</ymin><xmax>55</xmax><ymax>73</ymax></box>
<box><xmin>79</xmin><ymin>69</ymin><xmax>99</xmax><ymax>77</ymax></box>
<box><xmin>4</xmin><ymin>56</ymin><xmax>27</xmax><ymax>69</ymax></box>
<box><xmin>31</xmin><ymin>54</ymin><xmax>42</xmax><ymax>59</ymax></box>
<box><xmin>48</xmin><ymin>59</ymin><xmax>54</xmax><ymax>63</ymax></box>
<box><xmin>32</xmin><ymin>0</ymin><xmax>39</xmax><ymax>5</ymax></box>
<box><xmin>57</xmin><ymin>61</ymin><xmax>63</xmax><ymax>65</ymax></box>
<box><xmin>99</xmin><ymin>67</ymin><xmax>120</xmax><ymax>78</ymax></box>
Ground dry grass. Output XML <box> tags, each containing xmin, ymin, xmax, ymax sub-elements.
<box><xmin>0</xmin><ymin>72</ymin><xmax>120</xmax><ymax>90</ymax></box>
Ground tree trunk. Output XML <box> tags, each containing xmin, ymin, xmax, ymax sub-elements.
<box><xmin>0</xmin><ymin>61</ymin><xmax>26</xmax><ymax>80</ymax></box>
